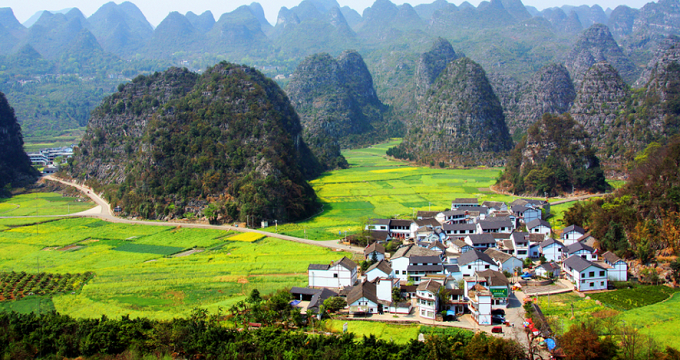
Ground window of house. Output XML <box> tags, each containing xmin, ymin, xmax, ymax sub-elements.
<box><xmin>485</xmin><ymin>265</ymin><xmax>490</xmax><ymax>269</ymax></box>
<box><xmin>590</xmin><ymin>282</ymin><xmax>594</xmax><ymax>287</ymax></box>
<box><xmin>601</xmin><ymin>281</ymin><xmax>604</xmax><ymax>286</ymax></box>
<box><xmin>589</xmin><ymin>271</ymin><xmax>594</xmax><ymax>278</ymax></box>
<box><xmin>468</xmin><ymin>265</ymin><xmax>472</xmax><ymax>269</ymax></box>
<box><xmin>599</xmin><ymin>271</ymin><xmax>605</xmax><ymax>277</ymax></box>
<box><xmin>334</xmin><ymin>273</ymin><xmax>338</xmax><ymax>278</ymax></box>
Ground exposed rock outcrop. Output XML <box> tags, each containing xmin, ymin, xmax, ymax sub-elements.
<box><xmin>564</xmin><ymin>24</ymin><xmax>638</xmax><ymax>87</ymax></box>
<box><xmin>286</xmin><ymin>50</ymin><xmax>390</xmax><ymax>169</ymax></box>
<box><xmin>390</xmin><ymin>58</ymin><xmax>513</xmax><ymax>166</ymax></box>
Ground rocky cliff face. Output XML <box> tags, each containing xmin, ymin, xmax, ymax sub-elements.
<box><xmin>71</xmin><ymin>63</ymin><xmax>321</xmax><ymax>222</ymax></box>
<box><xmin>391</xmin><ymin>57</ymin><xmax>513</xmax><ymax>166</ymax></box>
<box><xmin>497</xmin><ymin>64</ymin><xmax>576</xmax><ymax>139</ymax></box>
<box><xmin>286</xmin><ymin>50</ymin><xmax>388</xmax><ymax>169</ymax></box>
<box><xmin>564</xmin><ymin>24</ymin><xmax>638</xmax><ymax>88</ymax></box>
<box><xmin>636</xmin><ymin>35</ymin><xmax>680</xmax><ymax>88</ymax></box>
<box><xmin>415</xmin><ymin>37</ymin><xmax>460</xmax><ymax>101</ymax></box>
<box><xmin>0</xmin><ymin>92</ymin><xmax>37</xmax><ymax>193</ymax></box>
<box><xmin>570</xmin><ymin>62</ymin><xmax>629</xmax><ymax>140</ymax></box>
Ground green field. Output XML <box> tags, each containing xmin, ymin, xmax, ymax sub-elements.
<box><xmin>277</xmin><ymin>140</ymin><xmax>533</xmax><ymax>240</ymax></box>
<box><xmin>325</xmin><ymin>320</ymin><xmax>422</xmax><ymax>344</ymax></box>
<box><xmin>537</xmin><ymin>285</ymin><xmax>680</xmax><ymax>348</ymax></box>
<box><xmin>0</xmin><ymin>217</ymin><xmax>349</xmax><ymax>319</ymax></box>
<box><xmin>0</xmin><ymin>192</ymin><xmax>94</xmax><ymax>216</ymax></box>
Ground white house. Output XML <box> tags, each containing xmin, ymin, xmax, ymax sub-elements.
<box><xmin>389</xmin><ymin>219</ymin><xmax>418</xmax><ymax>239</ymax></box>
<box><xmin>416</xmin><ymin>279</ymin><xmax>442</xmax><ymax>319</ymax></box>
<box><xmin>562</xmin><ymin>255</ymin><xmax>608</xmax><ymax>291</ymax></box>
<box><xmin>458</xmin><ymin>250</ymin><xmax>499</xmax><ymax>277</ymax></box>
<box><xmin>539</xmin><ymin>238</ymin><xmax>564</xmax><ymax>262</ymax></box>
<box><xmin>374</xmin><ymin>277</ymin><xmax>399</xmax><ymax>303</ymax></box>
<box><xmin>391</xmin><ymin>245</ymin><xmax>442</xmax><ymax>283</ymax></box>
<box><xmin>407</xmin><ymin>256</ymin><xmax>445</xmax><ymax>284</ymax></box>
<box><xmin>365</xmin><ymin>260</ymin><xmax>394</xmax><ymax>282</ymax></box>
<box><xmin>449</xmin><ymin>239</ymin><xmax>474</xmax><ymax>253</ymax></box>
<box><xmin>364</xmin><ymin>242</ymin><xmax>386</xmax><ymax>262</ymax></box>
<box><xmin>535</xmin><ymin>262</ymin><xmax>561</xmax><ymax>278</ymax></box>
<box><xmin>511</xmin><ymin>199</ymin><xmax>550</xmax><ymax>217</ymax></box>
<box><xmin>476</xmin><ymin>220</ymin><xmax>513</xmax><ymax>234</ymax></box>
<box><xmin>484</xmin><ymin>248</ymin><xmax>523</xmax><ymax>274</ymax></box>
<box><xmin>474</xmin><ymin>269</ymin><xmax>512</xmax><ymax>308</ymax></box>
<box><xmin>510</xmin><ymin>232</ymin><xmax>530</xmax><ymax>259</ymax></box>
<box><xmin>308</xmin><ymin>257</ymin><xmax>357</xmax><ymax>289</ymax></box>
<box><xmin>561</xmin><ymin>225</ymin><xmax>587</xmax><ymax>246</ymax></box>
<box><xmin>451</xmin><ymin>198</ymin><xmax>479</xmax><ymax>209</ymax></box>
<box><xmin>512</xmin><ymin>205</ymin><xmax>542</xmax><ymax>224</ymax></box>
<box><xmin>482</xmin><ymin>201</ymin><xmax>507</xmax><ymax>212</ymax></box>
<box><xmin>442</xmin><ymin>210</ymin><xmax>469</xmax><ymax>224</ymax></box>
<box><xmin>563</xmin><ymin>242</ymin><xmax>597</xmax><ymax>261</ymax></box>
<box><xmin>464</xmin><ymin>234</ymin><xmax>498</xmax><ymax>250</ymax></box>
<box><xmin>443</xmin><ymin>223</ymin><xmax>477</xmax><ymax>239</ymax></box>
<box><xmin>347</xmin><ymin>282</ymin><xmax>379</xmax><ymax>314</ymax></box>
<box><xmin>526</xmin><ymin>219</ymin><xmax>552</xmax><ymax>239</ymax></box>
<box><xmin>602</xmin><ymin>251</ymin><xmax>628</xmax><ymax>282</ymax></box>
<box><xmin>366</xmin><ymin>219</ymin><xmax>390</xmax><ymax>232</ymax></box>
<box><xmin>468</xmin><ymin>284</ymin><xmax>493</xmax><ymax>325</ymax></box>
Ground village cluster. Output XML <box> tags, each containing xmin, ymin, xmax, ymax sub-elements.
<box><xmin>292</xmin><ymin>198</ymin><xmax>629</xmax><ymax>326</ymax></box>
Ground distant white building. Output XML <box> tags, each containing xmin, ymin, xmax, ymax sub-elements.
<box><xmin>539</xmin><ymin>238</ymin><xmax>564</xmax><ymax>263</ymax></box>
<box><xmin>457</xmin><ymin>250</ymin><xmax>498</xmax><ymax>277</ymax></box>
<box><xmin>563</xmin><ymin>242</ymin><xmax>597</xmax><ymax>262</ymax></box>
<box><xmin>563</xmin><ymin>255</ymin><xmax>608</xmax><ymax>291</ymax></box>
<box><xmin>561</xmin><ymin>225</ymin><xmax>587</xmax><ymax>246</ymax></box>
<box><xmin>416</xmin><ymin>279</ymin><xmax>441</xmax><ymax>319</ymax></box>
<box><xmin>602</xmin><ymin>251</ymin><xmax>628</xmax><ymax>282</ymax></box>
<box><xmin>364</xmin><ymin>260</ymin><xmax>394</xmax><ymax>282</ymax></box>
<box><xmin>526</xmin><ymin>219</ymin><xmax>552</xmax><ymax>239</ymax></box>
<box><xmin>308</xmin><ymin>257</ymin><xmax>357</xmax><ymax>289</ymax></box>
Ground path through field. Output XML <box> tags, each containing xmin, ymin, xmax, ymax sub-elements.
<box><xmin>2</xmin><ymin>176</ymin><xmax>364</xmax><ymax>254</ymax></box>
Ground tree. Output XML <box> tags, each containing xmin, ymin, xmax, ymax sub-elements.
<box><xmin>601</xmin><ymin>221</ymin><xmax>630</xmax><ymax>257</ymax></box>
<box><xmin>392</xmin><ymin>287</ymin><xmax>404</xmax><ymax>303</ymax></box>
<box><xmin>246</xmin><ymin>289</ymin><xmax>262</xmax><ymax>304</ymax></box>
<box><xmin>323</xmin><ymin>297</ymin><xmax>347</xmax><ymax>313</ymax></box>
<box><xmin>560</xmin><ymin>322</ymin><xmax>617</xmax><ymax>360</ymax></box>
<box><xmin>671</xmin><ymin>259</ymin><xmax>680</xmax><ymax>284</ymax></box>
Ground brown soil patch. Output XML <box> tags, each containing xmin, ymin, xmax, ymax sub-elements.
<box><xmin>478</xmin><ymin>188</ymin><xmax>491</xmax><ymax>192</ymax></box>
<box><xmin>43</xmin><ymin>247</ymin><xmax>59</xmax><ymax>251</ymax></box>
<box><xmin>237</xmin><ymin>278</ymin><xmax>249</xmax><ymax>284</ymax></box>
<box><xmin>58</xmin><ymin>245</ymin><xmax>82</xmax><ymax>251</ymax></box>
<box><xmin>162</xmin><ymin>290</ymin><xmax>185</xmax><ymax>302</ymax></box>
<box><xmin>173</xmin><ymin>249</ymin><xmax>204</xmax><ymax>257</ymax></box>
<box><xmin>79</xmin><ymin>239</ymin><xmax>100</xmax><ymax>244</ymax></box>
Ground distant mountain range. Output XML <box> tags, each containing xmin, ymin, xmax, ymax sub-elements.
<box><xmin>3</xmin><ymin>0</ymin><xmax>680</xmax><ymax>175</ymax></box>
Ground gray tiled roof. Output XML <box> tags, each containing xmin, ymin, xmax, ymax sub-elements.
<box><xmin>563</xmin><ymin>255</ymin><xmax>604</xmax><ymax>272</ymax></box>
<box><xmin>564</xmin><ymin>242</ymin><xmax>594</xmax><ymax>255</ymax></box>
<box><xmin>308</xmin><ymin>264</ymin><xmax>330</xmax><ymax>271</ymax></box>
<box><xmin>527</xmin><ymin>219</ymin><xmax>551</xmax><ymax>229</ymax></box>
<box><xmin>458</xmin><ymin>249</ymin><xmax>495</xmax><ymax>266</ymax></box>
<box><xmin>347</xmin><ymin>281</ymin><xmax>378</xmax><ymax>305</ymax></box>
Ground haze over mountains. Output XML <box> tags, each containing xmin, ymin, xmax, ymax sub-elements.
<box><xmin>3</xmin><ymin>0</ymin><xmax>680</xmax><ymax>177</ymax></box>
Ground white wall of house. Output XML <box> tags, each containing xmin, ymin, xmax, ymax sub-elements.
<box><xmin>535</xmin><ymin>266</ymin><xmax>560</xmax><ymax>278</ymax></box>
<box><xmin>308</xmin><ymin>265</ymin><xmax>356</xmax><ymax>289</ymax></box>
<box><xmin>566</xmin><ymin>266</ymin><xmax>608</xmax><ymax>291</ymax></box>
<box><xmin>607</xmin><ymin>261</ymin><xmax>628</xmax><ymax>282</ymax></box>
<box><xmin>376</xmin><ymin>278</ymin><xmax>397</xmax><ymax>302</ymax></box>
<box><xmin>349</xmin><ymin>297</ymin><xmax>378</xmax><ymax>314</ymax></box>
<box><xmin>417</xmin><ymin>290</ymin><xmax>438</xmax><ymax>319</ymax></box>
<box><xmin>460</xmin><ymin>259</ymin><xmax>498</xmax><ymax>277</ymax></box>
<box><xmin>541</xmin><ymin>244</ymin><xmax>563</xmax><ymax>262</ymax></box>
<box><xmin>500</xmin><ymin>257</ymin><xmax>524</xmax><ymax>273</ymax></box>
<box><xmin>562</xmin><ymin>230</ymin><xmax>585</xmax><ymax>245</ymax></box>
<box><xmin>524</xmin><ymin>209</ymin><xmax>542</xmax><ymax>223</ymax></box>
<box><xmin>365</xmin><ymin>251</ymin><xmax>386</xmax><ymax>262</ymax></box>
<box><xmin>529</xmin><ymin>224</ymin><xmax>551</xmax><ymax>238</ymax></box>
<box><xmin>471</xmin><ymin>294</ymin><xmax>492</xmax><ymax>325</ymax></box>
<box><xmin>391</xmin><ymin>257</ymin><xmax>410</xmax><ymax>282</ymax></box>
<box><xmin>529</xmin><ymin>244</ymin><xmax>540</xmax><ymax>258</ymax></box>
<box><xmin>389</xmin><ymin>303</ymin><xmax>411</xmax><ymax>314</ymax></box>
<box><xmin>365</xmin><ymin>268</ymin><xmax>391</xmax><ymax>282</ymax></box>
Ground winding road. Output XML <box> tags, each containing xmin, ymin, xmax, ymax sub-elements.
<box><xmin>2</xmin><ymin>176</ymin><xmax>364</xmax><ymax>254</ymax></box>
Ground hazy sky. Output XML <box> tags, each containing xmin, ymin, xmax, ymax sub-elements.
<box><xmin>4</xmin><ymin>0</ymin><xmax>656</xmax><ymax>27</ymax></box>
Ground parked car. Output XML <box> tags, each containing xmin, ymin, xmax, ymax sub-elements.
<box><xmin>491</xmin><ymin>309</ymin><xmax>506</xmax><ymax>316</ymax></box>
<box><xmin>492</xmin><ymin>315</ymin><xmax>506</xmax><ymax>324</ymax></box>
<box><xmin>492</xmin><ymin>326</ymin><xmax>503</xmax><ymax>333</ymax></box>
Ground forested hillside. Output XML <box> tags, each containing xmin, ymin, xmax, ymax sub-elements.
<box><xmin>70</xmin><ymin>63</ymin><xmax>321</xmax><ymax>223</ymax></box>
<box><xmin>0</xmin><ymin>92</ymin><xmax>38</xmax><ymax>195</ymax></box>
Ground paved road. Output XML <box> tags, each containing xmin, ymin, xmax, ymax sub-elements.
<box><xmin>21</xmin><ymin>176</ymin><xmax>364</xmax><ymax>254</ymax></box>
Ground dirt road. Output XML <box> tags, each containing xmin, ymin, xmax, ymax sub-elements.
<box><xmin>28</xmin><ymin>176</ymin><xmax>364</xmax><ymax>254</ymax></box>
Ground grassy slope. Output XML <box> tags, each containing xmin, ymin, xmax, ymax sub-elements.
<box><xmin>0</xmin><ymin>218</ymin><xmax>349</xmax><ymax>319</ymax></box>
<box><xmin>618</xmin><ymin>292</ymin><xmax>680</xmax><ymax>349</ymax></box>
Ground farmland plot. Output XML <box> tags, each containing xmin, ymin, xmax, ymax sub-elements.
<box><xmin>0</xmin><ymin>193</ymin><xmax>93</xmax><ymax>216</ymax></box>
<box><xmin>0</xmin><ymin>218</ymin><xmax>349</xmax><ymax>319</ymax></box>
